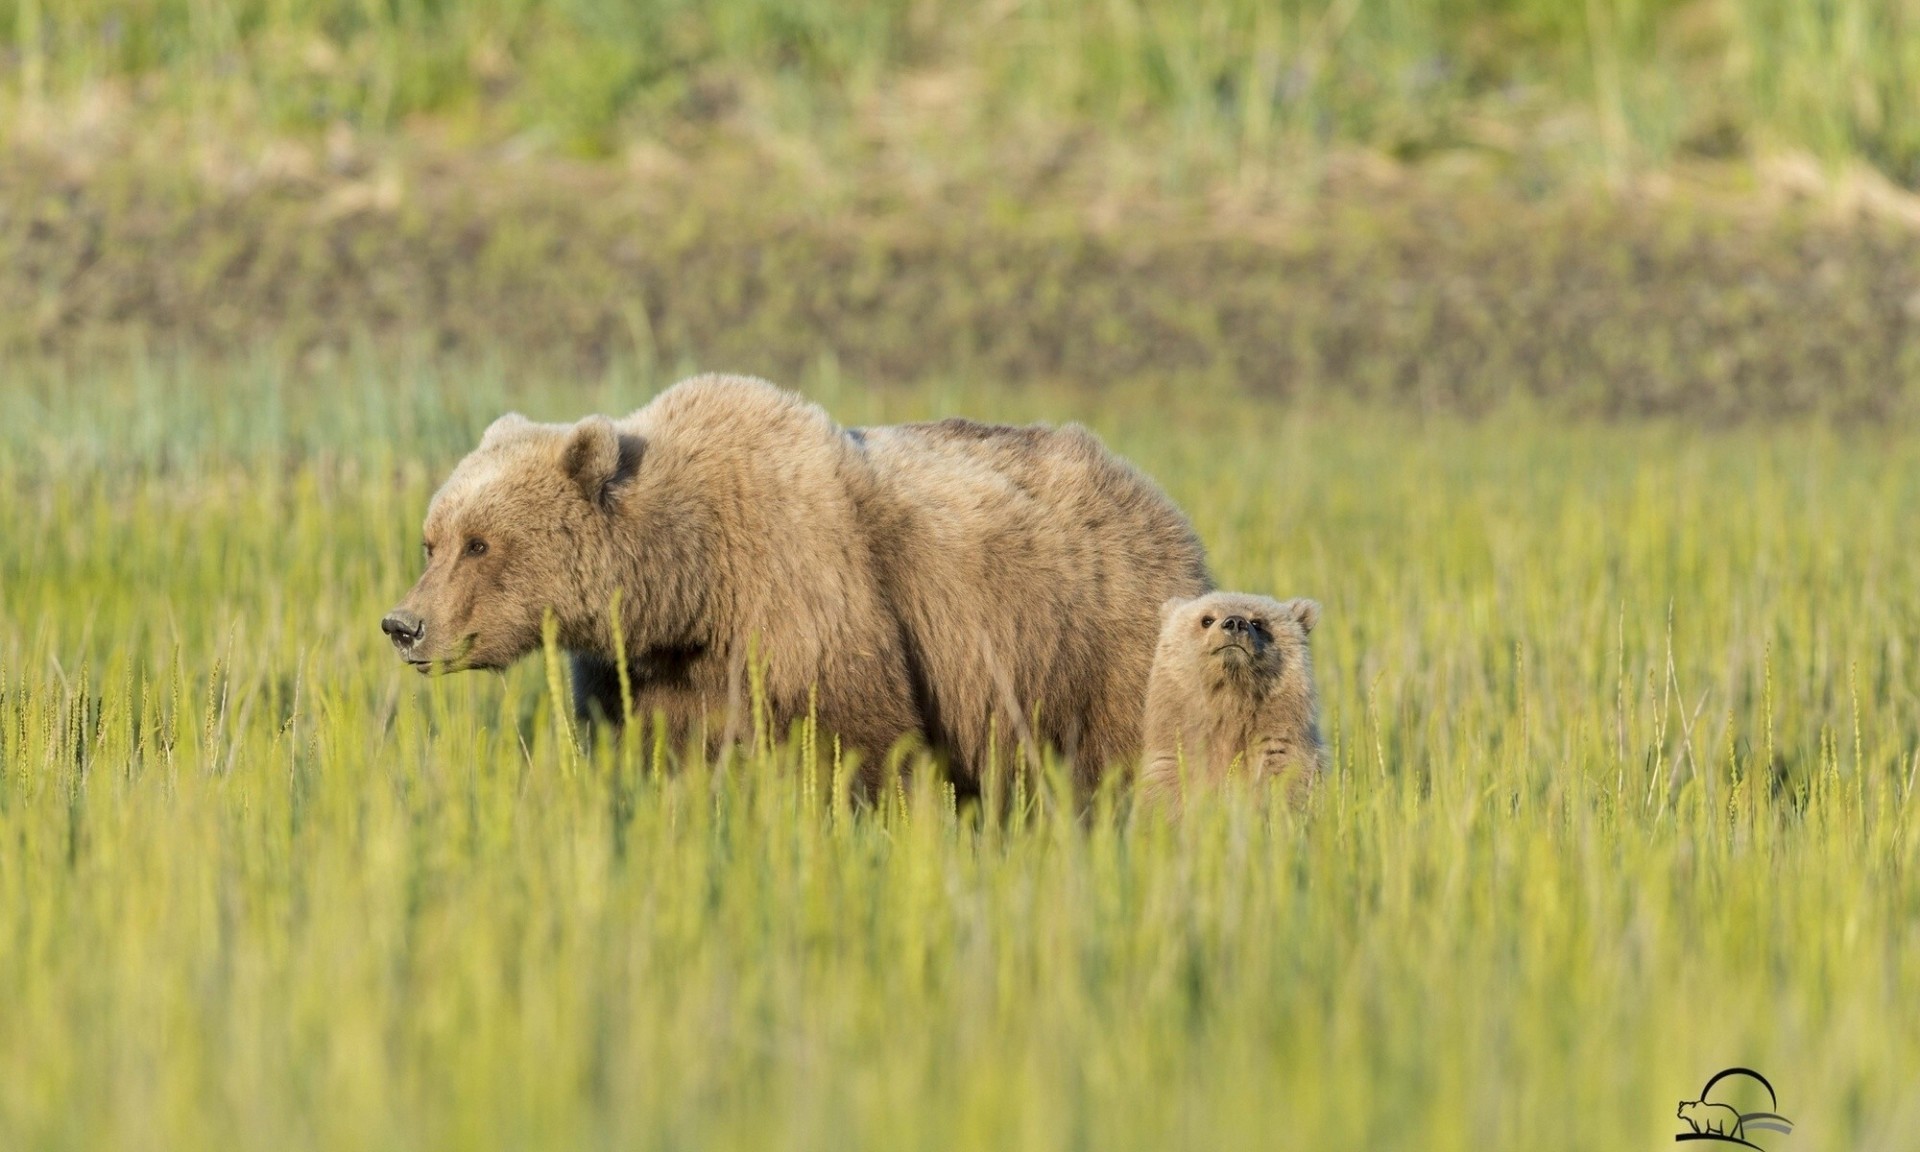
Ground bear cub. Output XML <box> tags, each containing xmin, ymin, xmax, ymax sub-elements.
<box><xmin>1138</xmin><ymin>591</ymin><xmax>1325</xmax><ymax>811</ymax></box>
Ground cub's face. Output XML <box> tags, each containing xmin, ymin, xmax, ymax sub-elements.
<box><xmin>1159</xmin><ymin>592</ymin><xmax>1320</xmax><ymax>688</ymax></box>
<box><xmin>382</xmin><ymin>412</ymin><xmax>638</xmax><ymax>673</ymax></box>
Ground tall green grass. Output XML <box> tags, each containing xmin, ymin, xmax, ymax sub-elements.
<box><xmin>5</xmin><ymin>0</ymin><xmax>1920</xmax><ymax>183</ymax></box>
<box><xmin>1</xmin><ymin>359</ymin><xmax>1915</xmax><ymax>1149</ymax></box>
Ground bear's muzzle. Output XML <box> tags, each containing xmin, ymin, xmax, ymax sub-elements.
<box><xmin>381</xmin><ymin>608</ymin><xmax>427</xmax><ymax>660</ymax></box>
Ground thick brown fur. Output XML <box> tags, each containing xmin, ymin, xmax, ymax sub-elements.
<box><xmin>1137</xmin><ymin>591</ymin><xmax>1325</xmax><ymax>813</ymax></box>
<box><xmin>384</xmin><ymin>374</ymin><xmax>1211</xmax><ymax>793</ymax></box>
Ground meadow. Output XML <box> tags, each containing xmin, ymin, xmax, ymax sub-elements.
<box><xmin>2</xmin><ymin>357</ymin><xmax>1916</xmax><ymax>1150</ymax></box>
<box><xmin>5</xmin><ymin>3</ymin><xmax>1920</xmax><ymax>1146</ymax></box>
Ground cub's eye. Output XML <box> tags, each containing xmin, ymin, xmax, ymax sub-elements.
<box><xmin>465</xmin><ymin>538</ymin><xmax>489</xmax><ymax>557</ymax></box>
<box><xmin>422</xmin><ymin>541</ymin><xmax>434</xmax><ymax>559</ymax></box>
<box><xmin>1200</xmin><ymin>616</ymin><xmax>1216</xmax><ymax>628</ymax></box>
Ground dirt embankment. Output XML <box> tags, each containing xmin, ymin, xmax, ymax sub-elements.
<box><xmin>7</xmin><ymin>153</ymin><xmax>1919</xmax><ymax>420</ymax></box>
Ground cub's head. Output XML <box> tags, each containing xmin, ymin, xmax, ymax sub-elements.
<box><xmin>1157</xmin><ymin>591</ymin><xmax>1320</xmax><ymax>691</ymax></box>
<box><xmin>382</xmin><ymin>412</ymin><xmax>643</xmax><ymax>673</ymax></box>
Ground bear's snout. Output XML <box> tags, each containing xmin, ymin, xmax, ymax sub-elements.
<box><xmin>1220</xmin><ymin>615</ymin><xmax>1251</xmax><ymax>636</ymax></box>
<box><xmin>382</xmin><ymin>609</ymin><xmax>427</xmax><ymax>654</ymax></box>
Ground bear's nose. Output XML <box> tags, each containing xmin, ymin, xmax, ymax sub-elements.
<box><xmin>382</xmin><ymin>609</ymin><xmax>426</xmax><ymax>649</ymax></box>
<box><xmin>1220</xmin><ymin>615</ymin><xmax>1251</xmax><ymax>635</ymax></box>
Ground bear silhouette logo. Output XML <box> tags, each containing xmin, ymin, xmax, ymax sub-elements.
<box><xmin>1676</xmin><ymin>1068</ymin><xmax>1794</xmax><ymax>1149</ymax></box>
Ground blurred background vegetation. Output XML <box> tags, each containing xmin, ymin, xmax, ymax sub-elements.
<box><xmin>8</xmin><ymin>0</ymin><xmax>1919</xmax><ymax>174</ymax></box>
<box><xmin>4</xmin><ymin>0</ymin><xmax>1920</xmax><ymax>413</ymax></box>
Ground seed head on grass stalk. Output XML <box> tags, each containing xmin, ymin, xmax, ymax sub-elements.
<box><xmin>541</xmin><ymin>607</ymin><xmax>576</xmax><ymax>777</ymax></box>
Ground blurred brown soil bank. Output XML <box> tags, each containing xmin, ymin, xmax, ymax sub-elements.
<box><xmin>7</xmin><ymin>154</ymin><xmax>1920</xmax><ymax>420</ymax></box>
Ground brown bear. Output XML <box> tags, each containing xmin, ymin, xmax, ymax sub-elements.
<box><xmin>381</xmin><ymin>373</ymin><xmax>1211</xmax><ymax>793</ymax></box>
<box><xmin>1137</xmin><ymin>591</ymin><xmax>1324</xmax><ymax>812</ymax></box>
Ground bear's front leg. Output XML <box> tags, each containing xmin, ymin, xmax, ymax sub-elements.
<box><xmin>1257</xmin><ymin>737</ymin><xmax>1317</xmax><ymax>807</ymax></box>
<box><xmin>1256</xmin><ymin>738</ymin><xmax>1293</xmax><ymax>778</ymax></box>
<box><xmin>569</xmin><ymin>650</ymin><xmax>630</xmax><ymax>732</ymax></box>
<box><xmin>1135</xmin><ymin>753</ymin><xmax>1190</xmax><ymax>815</ymax></box>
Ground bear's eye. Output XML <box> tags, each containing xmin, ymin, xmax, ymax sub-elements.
<box><xmin>465</xmin><ymin>538</ymin><xmax>489</xmax><ymax>557</ymax></box>
<box><xmin>1200</xmin><ymin>615</ymin><xmax>1216</xmax><ymax>629</ymax></box>
<box><xmin>422</xmin><ymin>541</ymin><xmax>434</xmax><ymax>559</ymax></box>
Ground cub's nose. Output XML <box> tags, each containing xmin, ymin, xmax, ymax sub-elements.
<box><xmin>381</xmin><ymin>609</ymin><xmax>425</xmax><ymax>649</ymax></box>
<box><xmin>1220</xmin><ymin>615</ymin><xmax>1251</xmax><ymax>635</ymax></box>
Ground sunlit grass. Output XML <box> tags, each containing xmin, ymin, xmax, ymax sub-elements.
<box><xmin>5</xmin><ymin>1</ymin><xmax>1920</xmax><ymax>184</ymax></box>
<box><xmin>2</xmin><ymin>360</ymin><xmax>1916</xmax><ymax>1149</ymax></box>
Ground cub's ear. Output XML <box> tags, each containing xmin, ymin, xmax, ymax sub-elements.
<box><xmin>480</xmin><ymin>412</ymin><xmax>534</xmax><ymax>447</ymax></box>
<box><xmin>1284</xmin><ymin>598</ymin><xmax>1322</xmax><ymax>634</ymax></box>
<box><xmin>1159</xmin><ymin>596</ymin><xmax>1189</xmax><ymax>624</ymax></box>
<box><xmin>560</xmin><ymin>415</ymin><xmax>623</xmax><ymax>505</ymax></box>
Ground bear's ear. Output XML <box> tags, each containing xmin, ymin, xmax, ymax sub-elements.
<box><xmin>481</xmin><ymin>412</ymin><xmax>534</xmax><ymax>447</ymax></box>
<box><xmin>560</xmin><ymin>415</ymin><xmax>627</xmax><ymax>505</ymax></box>
<box><xmin>1284</xmin><ymin>598</ymin><xmax>1321</xmax><ymax>633</ymax></box>
<box><xmin>1159</xmin><ymin>596</ymin><xmax>1188</xmax><ymax>624</ymax></box>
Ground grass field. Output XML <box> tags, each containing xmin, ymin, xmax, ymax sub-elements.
<box><xmin>2</xmin><ymin>359</ymin><xmax>1915</xmax><ymax>1150</ymax></box>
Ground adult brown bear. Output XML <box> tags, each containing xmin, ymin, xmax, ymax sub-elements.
<box><xmin>383</xmin><ymin>374</ymin><xmax>1211</xmax><ymax>793</ymax></box>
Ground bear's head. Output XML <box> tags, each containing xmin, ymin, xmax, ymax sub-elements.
<box><xmin>1158</xmin><ymin>591</ymin><xmax>1319</xmax><ymax>693</ymax></box>
<box><xmin>382</xmin><ymin>412</ymin><xmax>644</xmax><ymax>673</ymax></box>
